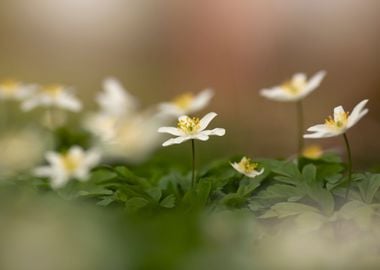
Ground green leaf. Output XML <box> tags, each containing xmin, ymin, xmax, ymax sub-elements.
<box><xmin>146</xmin><ymin>187</ymin><xmax>162</xmax><ymax>202</ymax></box>
<box><xmin>125</xmin><ymin>197</ymin><xmax>149</xmax><ymax>212</ymax></box>
<box><xmin>260</xmin><ymin>202</ymin><xmax>320</xmax><ymax>219</ymax></box>
<box><xmin>357</xmin><ymin>173</ymin><xmax>380</xmax><ymax>204</ymax></box>
<box><xmin>160</xmin><ymin>195</ymin><xmax>176</xmax><ymax>208</ymax></box>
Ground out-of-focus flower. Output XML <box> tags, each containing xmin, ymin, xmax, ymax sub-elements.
<box><xmin>158</xmin><ymin>112</ymin><xmax>225</xmax><ymax>147</ymax></box>
<box><xmin>0</xmin><ymin>130</ymin><xmax>45</xmax><ymax>174</ymax></box>
<box><xmin>96</xmin><ymin>78</ymin><xmax>137</xmax><ymax>117</ymax></box>
<box><xmin>101</xmin><ymin>113</ymin><xmax>164</xmax><ymax>163</ymax></box>
<box><xmin>34</xmin><ymin>146</ymin><xmax>100</xmax><ymax>189</ymax></box>
<box><xmin>260</xmin><ymin>71</ymin><xmax>326</xmax><ymax>102</ymax></box>
<box><xmin>302</xmin><ymin>145</ymin><xmax>324</xmax><ymax>159</ymax></box>
<box><xmin>230</xmin><ymin>156</ymin><xmax>264</xmax><ymax>178</ymax></box>
<box><xmin>304</xmin><ymin>99</ymin><xmax>369</xmax><ymax>139</ymax></box>
<box><xmin>0</xmin><ymin>79</ymin><xmax>36</xmax><ymax>101</ymax></box>
<box><xmin>84</xmin><ymin>113</ymin><xmax>118</xmax><ymax>142</ymax></box>
<box><xmin>158</xmin><ymin>88</ymin><xmax>214</xmax><ymax>116</ymax></box>
<box><xmin>21</xmin><ymin>84</ymin><xmax>82</xmax><ymax>112</ymax></box>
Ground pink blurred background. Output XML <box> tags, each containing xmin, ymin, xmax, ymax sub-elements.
<box><xmin>0</xmin><ymin>0</ymin><xmax>379</xmax><ymax>167</ymax></box>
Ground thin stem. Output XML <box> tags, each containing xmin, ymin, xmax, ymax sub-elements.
<box><xmin>191</xmin><ymin>139</ymin><xmax>196</xmax><ymax>187</ymax></box>
<box><xmin>296</xmin><ymin>100</ymin><xmax>304</xmax><ymax>155</ymax></box>
<box><xmin>343</xmin><ymin>133</ymin><xmax>353</xmax><ymax>201</ymax></box>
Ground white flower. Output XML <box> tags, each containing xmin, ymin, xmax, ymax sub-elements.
<box><xmin>158</xmin><ymin>88</ymin><xmax>214</xmax><ymax>116</ymax></box>
<box><xmin>230</xmin><ymin>156</ymin><xmax>264</xmax><ymax>178</ymax></box>
<box><xmin>158</xmin><ymin>112</ymin><xmax>225</xmax><ymax>147</ymax></box>
<box><xmin>84</xmin><ymin>113</ymin><xmax>118</xmax><ymax>142</ymax></box>
<box><xmin>102</xmin><ymin>113</ymin><xmax>164</xmax><ymax>163</ymax></box>
<box><xmin>21</xmin><ymin>84</ymin><xmax>82</xmax><ymax>112</ymax></box>
<box><xmin>260</xmin><ymin>71</ymin><xmax>326</xmax><ymax>102</ymax></box>
<box><xmin>34</xmin><ymin>146</ymin><xmax>101</xmax><ymax>189</ymax></box>
<box><xmin>96</xmin><ymin>77</ymin><xmax>138</xmax><ymax>117</ymax></box>
<box><xmin>0</xmin><ymin>79</ymin><xmax>36</xmax><ymax>101</ymax></box>
<box><xmin>304</xmin><ymin>99</ymin><xmax>369</xmax><ymax>139</ymax></box>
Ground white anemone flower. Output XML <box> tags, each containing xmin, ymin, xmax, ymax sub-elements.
<box><xmin>304</xmin><ymin>99</ymin><xmax>369</xmax><ymax>139</ymax></box>
<box><xmin>21</xmin><ymin>84</ymin><xmax>82</xmax><ymax>112</ymax></box>
<box><xmin>34</xmin><ymin>146</ymin><xmax>101</xmax><ymax>189</ymax></box>
<box><xmin>158</xmin><ymin>112</ymin><xmax>225</xmax><ymax>147</ymax></box>
<box><xmin>96</xmin><ymin>77</ymin><xmax>138</xmax><ymax>117</ymax></box>
<box><xmin>158</xmin><ymin>88</ymin><xmax>214</xmax><ymax>116</ymax></box>
<box><xmin>260</xmin><ymin>71</ymin><xmax>326</xmax><ymax>102</ymax></box>
<box><xmin>231</xmin><ymin>156</ymin><xmax>264</xmax><ymax>178</ymax></box>
<box><xmin>0</xmin><ymin>79</ymin><xmax>36</xmax><ymax>101</ymax></box>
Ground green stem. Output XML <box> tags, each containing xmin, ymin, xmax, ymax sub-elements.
<box><xmin>296</xmin><ymin>100</ymin><xmax>304</xmax><ymax>155</ymax></box>
<box><xmin>343</xmin><ymin>133</ymin><xmax>353</xmax><ymax>201</ymax></box>
<box><xmin>191</xmin><ymin>139</ymin><xmax>196</xmax><ymax>187</ymax></box>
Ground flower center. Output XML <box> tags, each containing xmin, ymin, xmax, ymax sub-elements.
<box><xmin>173</xmin><ymin>93</ymin><xmax>194</xmax><ymax>109</ymax></box>
<box><xmin>0</xmin><ymin>79</ymin><xmax>19</xmax><ymax>96</ymax></box>
<box><xmin>177</xmin><ymin>116</ymin><xmax>200</xmax><ymax>134</ymax></box>
<box><xmin>239</xmin><ymin>157</ymin><xmax>258</xmax><ymax>173</ymax></box>
<box><xmin>325</xmin><ymin>111</ymin><xmax>349</xmax><ymax>130</ymax></box>
<box><xmin>43</xmin><ymin>85</ymin><xmax>63</xmax><ymax>97</ymax></box>
<box><xmin>61</xmin><ymin>153</ymin><xmax>81</xmax><ymax>173</ymax></box>
<box><xmin>281</xmin><ymin>79</ymin><xmax>306</xmax><ymax>95</ymax></box>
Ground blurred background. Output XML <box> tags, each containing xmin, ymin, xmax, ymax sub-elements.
<box><xmin>0</xmin><ymin>0</ymin><xmax>379</xmax><ymax>167</ymax></box>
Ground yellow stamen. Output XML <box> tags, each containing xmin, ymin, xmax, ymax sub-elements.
<box><xmin>61</xmin><ymin>153</ymin><xmax>81</xmax><ymax>173</ymax></box>
<box><xmin>239</xmin><ymin>157</ymin><xmax>259</xmax><ymax>173</ymax></box>
<box><xmin>0</xmin><ymin>79</ymin><xmax>20</xmax><ymax>95</ymax></box>
<box><xmin>173</xmin><ymin>93</ymin><xmax>194</xmax><ymax>109</ymax></box>
<box><xmin>43</xmin><ymin>84</ymin><xmax>63</xmax><ymax>97</ymax></box>
<box><xmin>177</xmin><ymin>116</ymin><xmax>200</xmax><ymax>134</ymax></box>
<box><xmin>325</xmin><ymin>111</ymin><xmax>349</xmax><ymax>129</ymax></box>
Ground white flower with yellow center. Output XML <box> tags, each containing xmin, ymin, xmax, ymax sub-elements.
<box><xmin>21</xmin><ymin>84</ymin><xmax>82</xmax><ymax>112</ymax></box>
<box><xmin>260</xmin><ymin>71</ymin><xmax>326</xmax><ymax>102</ymax></box>
<box><xmin>304</xmin><ymin>99</ymin><xmax>369</xmax><ymax>139</ymax></box>
<box><xmin>34</xmin><ymin>146</ymin><xmax>101</xmax><ymax>189</ymax></box>
<box><xmin>158</xmin><ymin>112</ymin><xmax>225</xmax><ymax>146</ymax></box>
<box><xmin>96</xmin><ymin>77</ymin><xmax>137</xmax><ymax>117</ymax></box>
<box><xmin>158</xmin><ymin>88</ymin><xmax>214</xmax><ymax>116</ymax></box>
<box><xmin>0</xmin><ymin>79</ymin><xmax>36</xmax><ymax>101</ymax></box>
<box><xmin>231</xmin><ymin>156</ymin><xmax>264</xmax><ymax>178</ymax></box>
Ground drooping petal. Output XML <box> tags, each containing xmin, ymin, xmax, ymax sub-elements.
<box><xmin>246</xmin><ymin>168</ymin><xmax>265</xmax><ymax>178</ymax></box>
<box><xmin>202</xmin><ymin>128</ymin><xmax>226</xmax><ymax>136</ymax></box>
<box><xmin>199</xmin><ymin>112</ymin><xmax>217</xmax><ymax>131</ymax></box>
<box><xmin>158</xmin><ymin>127</ymin><xmax>184</xmax><ymax>136</ymax></box>
<box><xmin>306</xmin><ymin>124</ymin><xmax>329</xmax><ymax>132</ymax></box>
<box><xmin>193</xmin><ymin>133</ymin><xmax>209</xmax><ymax>141</ymax></box>
<box><xmin>304</xmin><ymin>131</ymin><xmax>339</xmax><ymax>139</ymax></box>
<box><xmin>304</xmin><ymin>70</ymin><xmax>326</xmax><ymax>94</ymax></box>
<box><xmin>347</xmin><ymin>99</ymin><xmax>369</xmax><ymax>129</ymax></box>
<box><xmin>188</xmin><ymin>88</ymin><xmax>214</xmax><ymax>113</ymax></box>
<box><xmin>162</xmin><ymin>136</ymin><xmax>191</xmax><ymax>147</ymax></box>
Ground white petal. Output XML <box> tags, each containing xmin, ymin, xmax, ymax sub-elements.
<box><xmin>306</xmin><ymin>124</ymin><xmax>330</xmax><ymax>133</ymax></box>
<box><xmin>304</xmin><ymin>70</ymin><xmax>326</xmax><ymax>94</ymax></box>
<box><xmin>85</xmin><ymin>149</ymin><xmax>101</xmax><ymax>167</ymax></box>
<box><xmin>162</xmin><ymin>136</ymin><xmax>190</xmax><ymax>147</ymax></box>
<box><xmin>158</xmin><ymin>103</ymin><xmax>183</xmax><ymax>116</ymax></box>
<box><xmin>34</xmin><ymin>166</ymin><xmax>53</xmax><ymax>178</ymax></box>
<box><xmin>57</xmin><ymin>94</ymin><xmax>82</xmax><ymax>112</ymax></box>
<box><xmin>202</xmin><ymin>128</ymin><xmax>226</xmax><ymax>136</ymax></box>
<box><xmin>158</xmin><ymin>127</ymin><xmax>184</xmax><ymax>136</ymax></box>
<box><xmin>333</xmin><ymin>106</ymin><xmax>345</xmax><ymax>121</ymax></box>
<box><xmin>304</xmin><ymin>131</ymin><xmax>339</xmax><ymax>139</ymax></box>
<box><xmin>46</xmin><ymin>152</ymin><xmax>62</xmax><ymax>167</ymax></box>
<box><xmin>199</xmin><ymin>112</ymin><xmax>217</xmax><ymax>130</ymax></box>
<box><xmin>260</xmin><ymin>87</ymin><xmax>294</xmax><ymax>102</ymax></box>
<box><xmin>292</xmin><ymin>73</ymin><xmax>307</xmax><ymax>86</ymax></box>
<box><xmin>50</xmin><ymin>173</ymin><xmax>69</xmax><ymax>189</ymax></box>
<box><xmin>21</xmin><ymin>98</ymin><xmax>39</xmax><ymax>111</ymax></box>
<box><xmin>231</xmin><ymin>162</ymin><xmax>244</xmax><ymax>175</ymax></box>
<box><xmin>193</xmin><ymin>133</ymin><xmax>209</xmax><ymax>141</ymax></box>
<box><xmin>347</xmin><ymin>99</ymin><xmax>369</xmax><ymax>128</ymax></box>
<box><xmin>188</xmin><ymin>88</ymin><xmax>214</xmax><ymax>113</ymax></box>
<box><xmin>246</xmin><ymin>168</ymin><xmax>265</xmax><ymax>178</ymax></box>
